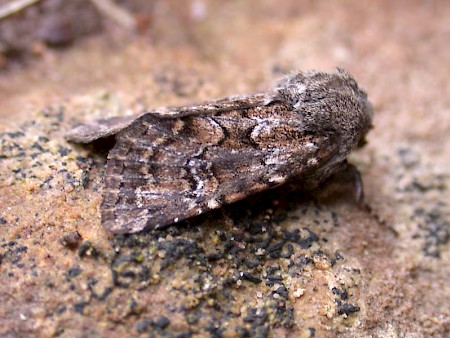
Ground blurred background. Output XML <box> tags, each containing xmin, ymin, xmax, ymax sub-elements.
<box><xmin>0</xmin><ymin>0</ymin><xmax>448</xmax><ymax>148</ymax></box>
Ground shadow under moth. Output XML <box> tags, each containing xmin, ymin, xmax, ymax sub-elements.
<box><xmin>66</xmin><ymin>69</ymin><xmax>373</xmax><ymax>234</ymax></box>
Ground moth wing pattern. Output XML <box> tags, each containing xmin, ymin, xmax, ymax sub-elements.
<box><xmin>65</xmin><ymin>93</ymin><xmax>269</xmax><ymax>143</ymax></box>
<box><xmin>151</xmin><ymin>93</ymin><xmax>269</xmax><ymax>118</ymax></box>
<box><xmin>101</xmin><ymin>97</ymin><xmax>339</xmax><ymax>233</ymax></box>
<box><xmin>66</xmin><ymin>69</ymin><xmax>373</xmax><ymax>234</ymax></box>
<box><xmin>65</xmin><ymin>115</ymin><xmax>143</xmax><ymax>143</ymax></box>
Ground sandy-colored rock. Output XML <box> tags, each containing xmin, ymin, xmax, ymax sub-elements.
<box><xmin>1</xmin><ymin>0</ymin><xmax>449</xmax><ymax>337</ymax></box>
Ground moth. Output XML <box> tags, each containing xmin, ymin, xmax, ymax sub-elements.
<box><xmin>66</xmin><ymin>69</ymin><xmax>373</xmax><ymax>234</ymax></box>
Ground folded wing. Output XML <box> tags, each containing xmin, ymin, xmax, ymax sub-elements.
<box><xmin>101</xmin><ymin>103</ymin><xmax>337</xmax><ymax>233</ymax></box>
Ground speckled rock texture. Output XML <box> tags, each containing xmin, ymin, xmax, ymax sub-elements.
<box><xmin>0</xmin><ymin>1</ymin><xmax>449</xmax><ymax>337</ymax></box>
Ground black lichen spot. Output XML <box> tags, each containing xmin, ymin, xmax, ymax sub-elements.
<box><xmin>136</xmin><ymin>318</ymin><xmax>152</xmax><ymax>333</ymax></box>
<box><xmin>331</xmin><ymin>211</ymin><xmax>340</xmax><ymax>227</ymax></box>
<box><xmin>38</xmin><ymin>136</ymin><xmax>49</xmax><ymax>142</ymax></box>
<box><xmin>421</xmin><ymin>210</ymin><xmax>450</xmax><ymax>258</ymax></box>
<box><xmin>298</xmin><ymin>228</ymin><xmax>319</xmax><ymax>249</ymax></box>
<box><xmin>248</xmin><ymin>324</ymin><xmax>270</xmax><ymax>338</ymax></box>
<box><xmin>337</xmin><ymin>302</ymin><xmax>360</xmax><ymax>316</ymax></box>
<box><xmin>297</xmin><ymin>254</ymin><xmax>314</xmax><ymax>268</ymax></box>
<box><xmin>265</xmin><ymin>274</ymin><xmax>283</xmax><ymax>287</ymax></box>
<box><xmin>204</xmin><ymin>320</ymin><xmax>225</xmax><ymax>337</ymax></box>
<box><xmin>80</xmin><ymin>169</ymin><xmax>89</xmax><ymax>188</ymax></box>
<box><xmin>206</xmin><ymin>251</ymin><xmax>225</xmax><ymax>261</ymax></box>
<box><xmin>185</xmin><ymin>312</ymin><xmax>201</xmax><ymax>325</ymax></box>
<box><xmin>280</xmin><ymin>243</ymin><xmax>294</xmax><ymax>258</ymax></box>
<box><xmin>283</xmin><ymin>229</ymin><xmax>301</xmax><ymax>242</ymax></box>
<box><xmin>78</xmin><ymin>241</ymin><xmax>101</xmax><ymax>258</ymax></box>
<box><xmin>55</xmin><ymin>305</ymin><xmax>67</xmax><ymax>315</ymax></box>
<box><xmin>243</xmin><ymin>258</ymin><xmax>262</xmax><ymax>269</ymax></box>
<box><xmin>335</xmin><ymin>252</ymin><xmax>344</xmax><ymax>261</ymax></box>
<box><xmin>157</xmin><ymin>238</ymin><xmax>203</xmax><ymax>269</ymax></box>
<box><xmin>241</xmin><ymin>271</ymin><xmax>262</xmax><ymax>284</ymax></box>
<box><xmin>281</xmin><ymin>306</ymin><xmax>294</xmax><ymax>328</ymax></box>
<box><xmin>0</xmin><ymin>242</ymin><xmax>28</xmax><ymax>265</ymax></box>
<box><xmin>222</xmin><ymin>277</ymin><xmax>237</xmax><ymax>287</ymax></box>
<box><xmin>110</xmin><ymin>253</ymin><xmax>151</xmax><ymax>288</ymax></box>
<box><xmin>274</xmin><ymin>285</ymin><xmax>289</xmax><ymax>299</ymax></box>
<box><xmin>112</xmin><ymin>254</ymin><xmax>135</xmax><ymax>267</ymax></box>
<box><xmin>66</xmin><ymin>265</ymin><xmax>82</xmax><ymax>280</ymax></box>
<box><xmin>58</xmin><ymin>145</ymin><xmax>71</xmax><ymax>157</ymax></box>
<box><xmin>243</xmin><ymin>307</ymin><xmax>268</xmax><ymax>325</ymax></box>
<box><xmin>332</xmin><ymin>287</ymin><xmax>348</xmax><ymax>300</ymax></box>
<box><xmin>153</xmin><ymin>316</ymin><xmax>170</xmax><ymax>329</ymax></box>
<box><xmin>73</xmin><ymin>301</ymin><xmax>89</xmax><ymax>314</ymax></box>
<box><xmin>7</xmin><ymin>131</ymin><xmax>25</xmax><ymax>138</ymax></box>
<box><xmin>31</xmin><ymin>142</ymin><xmax>45</xmax><ymax>152</ymax></box>
<box><xmin>266</xmin><ymin>240</ymin><xmax>286</xmax><ymax>259</ymax></box>
<box><xmin>93</xmin><ymin>287</ymin><xmax>113</xmax><ymax>301</ymax></box>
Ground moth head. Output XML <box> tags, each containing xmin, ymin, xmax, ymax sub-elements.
<box><xmin>275</xmin><ymin>68</ymin><xmax>373</xmax><ymax>150</ymax></box>
<box><xmin>336</xmin><ymin>69</ymin><xmax>374</xmax><ymax>148</ymax></box>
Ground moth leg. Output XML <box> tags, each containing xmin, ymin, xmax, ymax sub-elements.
<box><xmin>316</xmin><ymin>162</ymin><xmax>365</xmax><ymax>205</ymax></box>
<box><xmin>343</xmin><ymin>163</ymin><xmax>365</xmax><ymax>204</ymax></box>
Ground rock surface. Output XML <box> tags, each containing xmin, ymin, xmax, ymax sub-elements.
<box><xmin>0</xmin><ymin>0</ymin><xmax>449</xmax><ymax>337</ymax></box>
